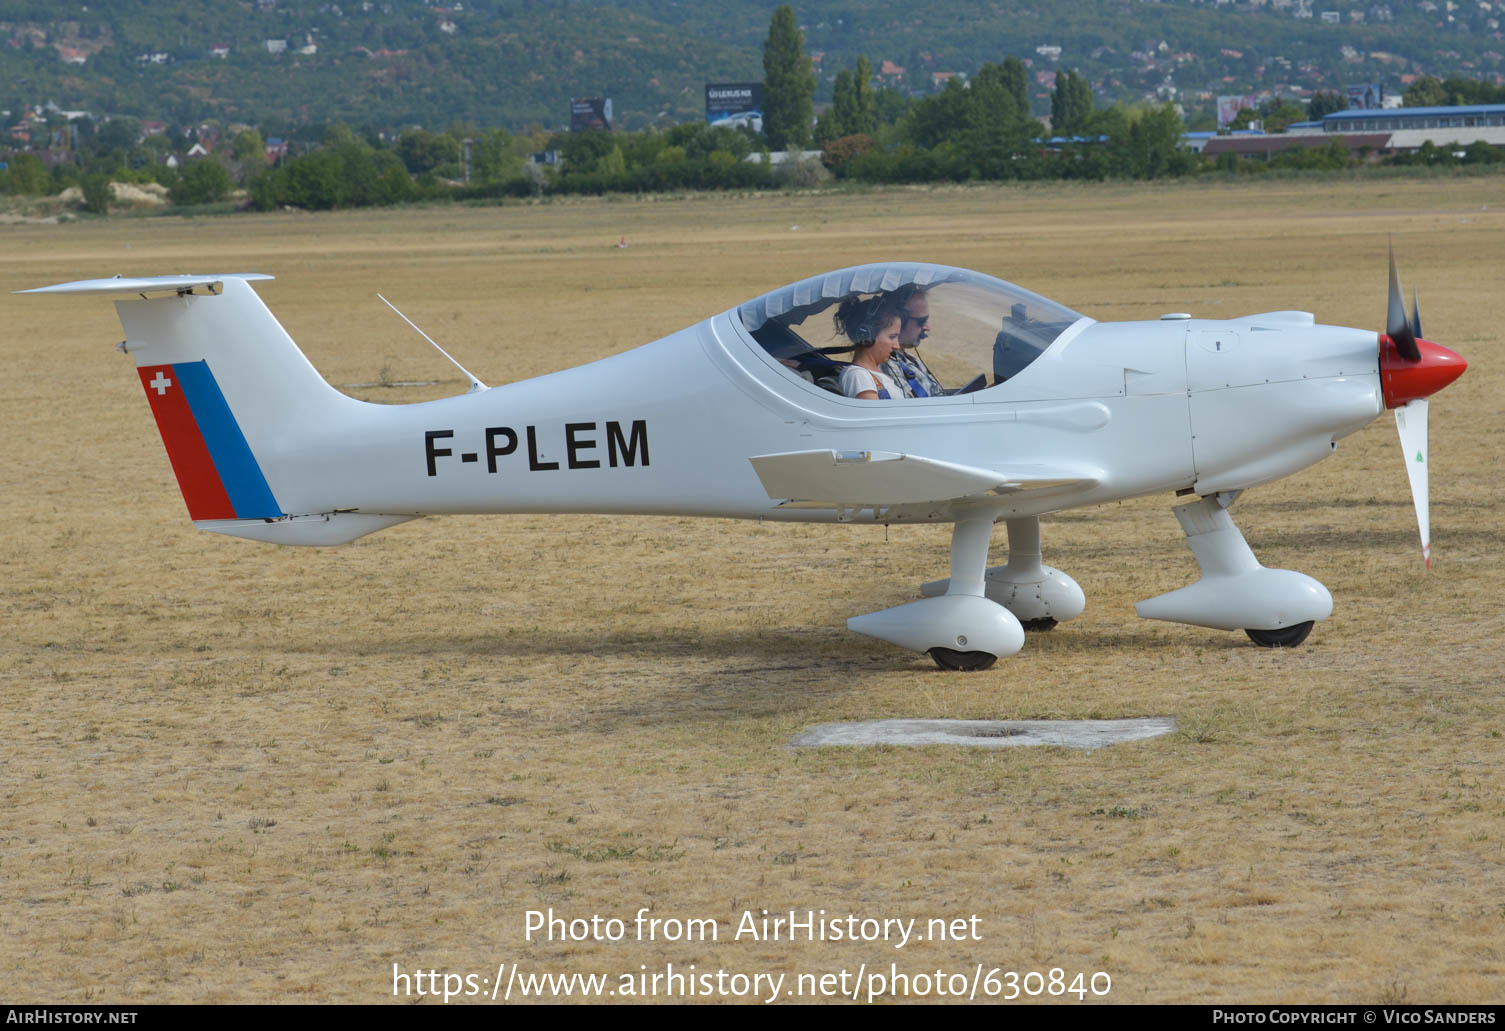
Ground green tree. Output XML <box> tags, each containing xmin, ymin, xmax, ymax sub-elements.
<box><xmin>1440</xmin><ymin>77</ymin><xmax>1505</xmax><ymax>105</ymax></box>
<box><xmin>1050</xmin><ymin>69</ymin><xmax>1094</xmax><ymax>136</ymax></box>
<box><xmin>1463</xmin><ymin>140</ymin><xmax>1503</xmax><ymax>164</ymax></box>
<box><xmin>170</xmin><ymin>159</ymin><xmax>232</xmax><ymax>205</ymax></box>
<box><xmin>1307</xmin><ymin>91</ymin><xmax>1347</xmax><ymax>120</ymax></box>
<box><xmin>827</xmin><ymin>68</ymin><xmax>857</xmax><ymax>141</ymax></box>
<box><xmin>1403</xmin><ymin>76</ymin><xmax>1449</xmax><ymax>108</ymax></box>
<box><xmin>396</xmin><ymin>129</ymin><xmax>460</xmax><ymax>174</ymax></box>
<box><xmin>94</xmin><ymin>118</ymin><xmax>140</xmax><ymax>154</ymax></box>
<box><xmin>552</xmin><ymin>129</ymin><xmax>615</xmax><ymax>173</ymax></box>
<box><xmin>872</xmin><ymin>88</ymin><xmax>912</xmax><ymax>127</ymax></box>
<box><xmin>762</xmin><ymin>5</ymin><xmax>815</xmax><ymax>151</ymax></box>
<box><xmin>79</xmin><ymin>173</ymin><xmax>112</xmax><ymax>214</ymax></box>
<box><xmin>599</xmin><ymin>144</ymin><xmax>627</xmax><ymax>177</ymax></box>
<box><xmin>683</xmin><ymin>126</ymin><xmax>757</xmax><ymax>162</ymax></box>
<box><xmin>1229</xmin><ymin>106</ymin><xmax>1260</xmax><ymax>131</ymax></box>
<box><xmin>898</xmin><ymin>63</ymin><xmax>1037</xmax><ymax>180</ymax></box>
<box><xmin>852</xmin><ymin>55</ymin><xmax>875</xmax><ymax>135</ymax></box>
<box><xmin>468</xmin><ymin>129</ymin><xmax>523</xmax><ymax>183</ymax></box>
<box><xmin>972</xmin><ymin>62</ymin><xmax>1026</xmax><ymax>121</ymax></box>
<box><xmin>1260</xmin><ymin>98</ymin><xmax>1307</xmax><ymax>132</ymax></box>
<box><xmin>3</xmin><ymin>153</ymin><xmax>51</xmax><ymax>195</ymax></box>
<box><xmin>232</xmin><ymin>129</ymin><xmax>266</xmax><ymax>165</ymax></box>
<box><xmin>1000</xmin><ymin>57</ymin><xmax>1028</xmax><ymax>116</ymax></box>
<box><xmin>1125</xmin><ymin>103</ymin><xmax>1189</xmax><ymax>178</ymax></box>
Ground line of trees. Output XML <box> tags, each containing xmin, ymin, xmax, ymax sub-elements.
<box><xmin>1403</xmin><ymin>75</ymin><xmax>1505</xmax><ymax>108</ymax></box>
<box><xmin>6</xmin><ymin>5</ymin><xmax>1504</xmax><ymax>215</ymax></box>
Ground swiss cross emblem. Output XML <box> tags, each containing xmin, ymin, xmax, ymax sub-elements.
<box><xmin>149</xmin><ymin>371</ymin><xmax>172</xmax><ymax>395</ymax></box>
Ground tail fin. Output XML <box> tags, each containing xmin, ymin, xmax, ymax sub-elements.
<box><xmin>22</xmin><ymin>275</ymin><xmax>411</xmax><ymax>545</ymax></box>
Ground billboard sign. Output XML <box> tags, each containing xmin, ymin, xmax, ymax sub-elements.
<box><xmin>570</xmin><ymin>97</ymin><xmax>613</xmax><ymax>132</ymax></box>
<box><xmin>705</xmin><ymin>82</ymin><xmax>764</xmax><ymax>132</ymax></box>
<box><xmin>1216</xmin><ymin>94</ymin><xmax>1258</xmax><ymax>128</ymax></box>
<box><xmin>1346</xmin><ymin>84</ymin><xmax>1383</xmax><ymax>110</ymax></box>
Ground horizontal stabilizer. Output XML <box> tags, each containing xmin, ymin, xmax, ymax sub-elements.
<box><xmin>17</xmin><ymin>274</ymin><xmax>273</xmax><ymax>296</ymax></box>
<box><xmin>749</xmin><ymin>449</ymin><xmax>1093</xmax><ymax>507</ymax></box>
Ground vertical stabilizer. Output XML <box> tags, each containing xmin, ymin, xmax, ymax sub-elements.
<box><xmin>112</xmin><ymin>277</ymin><xmax>363</xmax><ymax>520</ymax></box>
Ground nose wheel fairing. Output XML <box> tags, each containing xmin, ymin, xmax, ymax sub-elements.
<box><xmin>1136</xmin><ymin>494</ymin><xmax>1332</xmax><ymax>636</ymax></box>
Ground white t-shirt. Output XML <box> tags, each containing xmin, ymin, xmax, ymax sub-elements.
<box><xmin>839</xmin><ymin>365</ymin><xmax>902</xmax><ymax>399</ymax></box>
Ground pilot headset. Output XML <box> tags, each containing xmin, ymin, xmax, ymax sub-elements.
<box><xmin>855</xmin><ymin>297</ymin><xmax>897</xmax><ymax>345</ymax></box>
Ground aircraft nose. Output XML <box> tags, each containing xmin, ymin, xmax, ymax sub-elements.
<box><xmin>1380</xmin><ymin>335</ymin><xmax>1467</xmax><ymax>409</ymax></box>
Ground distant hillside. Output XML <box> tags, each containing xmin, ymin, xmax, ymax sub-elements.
<box><xmin>2</xmin><ymin>0</ymin><xmax>1501</xmax><ymax>131</ymax></box>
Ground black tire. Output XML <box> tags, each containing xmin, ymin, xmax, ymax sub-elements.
<box><xmin>927</xmin><ymin>647</ymin><xmax>999</xmax><ymax>671</ymax></box>
<box><xmin>1244</xmin><ymin>621</ymin><xmax>1315</xmax><ymax>648</ymax></box>
<box><xmin>1020</xmin><ymin>617</ymin><xmax>1058</xmax><ymax>632</ymax></box>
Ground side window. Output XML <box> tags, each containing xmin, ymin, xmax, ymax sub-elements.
<box><xmin>750</xmin><ymin>318</ymin><xmax>848</xmax><ymax>395</ymax></box>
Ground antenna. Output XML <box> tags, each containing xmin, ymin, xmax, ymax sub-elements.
<box><xmin>377</xmin><ymin>293</ymin><xmax>487</xmax><ymax>393</ymax></box>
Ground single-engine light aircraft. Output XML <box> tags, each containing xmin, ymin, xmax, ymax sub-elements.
<box><xmin>23</xmin><ymin>254</ymin><xmax>1466</xmax><ymax>670</ymax></box>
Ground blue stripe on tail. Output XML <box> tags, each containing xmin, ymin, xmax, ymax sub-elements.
<box><xmin>174</xmin><ymin>361</ymin><xmax>282</xmax><ymax>519</ymax></box>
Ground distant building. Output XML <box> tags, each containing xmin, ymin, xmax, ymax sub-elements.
<box><xmin>57</xmin><ymin>46</ymin><xmax>88</xmax><ymax>65</ymax></box>
<box><xmin>1206</xmin><ymin>104</ymin><xmax>1505</xmax><ymax>161</ymax></box>
<box><xmin>265</xmin><ymin>39</ymin><xmax>287</xmax><ymax>54</ymax></box>
<box><xmin>210</xmin><ymin>44</ymin><xmax>230</xmax><ymax>58</ymax></box>
<box><xmin>1322</xmin><ymin>103</ymin><xmax>1505</xmax><ymax>147</ymax></box>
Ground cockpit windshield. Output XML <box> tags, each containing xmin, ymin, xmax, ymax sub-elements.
<box><xmin>738</xmin><ymin>263</ymin><xmax>1086</xmax><ymax>397</ymax></box>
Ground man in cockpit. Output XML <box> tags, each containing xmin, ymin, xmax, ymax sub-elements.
<box><xmin>883</xmin><ymin>284</ymin><xmax>946</xmax><ymax>397</ymax></box>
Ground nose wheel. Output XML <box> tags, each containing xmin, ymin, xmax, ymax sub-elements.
<box><xmin>927</xmin><ymin>647</ymin><xmax>999</xmax><ymax>671</ymax></box>
<box><xmin>1244</xmin><ymin>621</ymin><xmax>1314</xmax><ymax>648</ymax></box>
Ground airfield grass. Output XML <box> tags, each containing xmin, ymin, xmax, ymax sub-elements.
<box><xmin>1</xmin><ymin>177</ymin><xmax>1503</xmax><ymax>1004</ymax></box>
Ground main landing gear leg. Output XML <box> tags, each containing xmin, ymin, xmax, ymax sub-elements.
<box><xmin>1134</xmin><ymin>493</ymin><xmax>1332</xmax><ymax>646</ymax></box>
<box><xmin>919</xmin><ymin>516</ymin><xmax>1086</xmax><ymax>631</ymax></box>
<box><xmin>848</xmin><ymin>510</ymin><xmax>1024</xmax><ymax>671</ymax></box>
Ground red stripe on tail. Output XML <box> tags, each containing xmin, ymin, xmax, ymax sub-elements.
<box><xmin>137</xmin><ymin>364</ymin><xmax>235</xmax><ymax>520</ymax></box>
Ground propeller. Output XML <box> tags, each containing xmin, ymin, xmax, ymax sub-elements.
<box><xmin>1394</xmin><ymin>398</ymin><xmax>1431</xmax><ymax>569</ymax></box>
<box><xmin>1385</xmin><ymin>242</ymin><xmax>1421</xmax><ymax>360</ymax></box>
<box><xmin>1378</xmin><ymin>244</ymin><xmax>1466</xmax><ymax>569</ymax></box>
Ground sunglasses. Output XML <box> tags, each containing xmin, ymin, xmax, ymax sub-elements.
<box><xmin>903</xmin><ymin>314</ymin><xmax>929</xmax><ymax>326</ymax></box>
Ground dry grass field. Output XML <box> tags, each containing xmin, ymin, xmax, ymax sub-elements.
<box><xmin>1</xmin><ymin>176</ymin><xmax>1502</xmax><ymax>1005</ymax></box>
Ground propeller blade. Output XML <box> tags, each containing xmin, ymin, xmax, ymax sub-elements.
<box><xmin>1411</xmin><ymin>286</ymin><xmax>1423</xmax><ymax>339</ymax></box>
<box><xmin>1394</xmin><ymin>398</ymin><xmax>1431</xmax><ymax>569</ymax></box>
<box><xmin>1387</xmin><ymin>242</ymin><xmax>1420</xmax><ymax>360</ymax></box>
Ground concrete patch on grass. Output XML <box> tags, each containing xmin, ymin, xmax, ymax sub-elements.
<box><xmin>792</xmin><ymin>717</ymin><xmax>1176</xmax><ymax>749</ymax></box>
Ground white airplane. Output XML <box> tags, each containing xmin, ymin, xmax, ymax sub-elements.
<box><xmin>22</xmin><ymin>255</ymin><xmax>1466</xmax><ymax>670</ymax></box>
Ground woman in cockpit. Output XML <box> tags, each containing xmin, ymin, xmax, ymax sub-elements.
<box><xmin>833</xmin><ymin>296</ymin><xmax>905</xmax><ymax>400</ymax></box>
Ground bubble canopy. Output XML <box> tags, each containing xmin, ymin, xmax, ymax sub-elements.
<box><xmin>738</xmin><ymin>263</ymin><xmax>1087</xmax><ymax>395</ymax></box>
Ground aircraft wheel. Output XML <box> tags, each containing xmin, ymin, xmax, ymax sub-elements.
<box><xmin>1244</xmin><ymin>621</ymin><xmax>1314</xmax><ymax>648</ymax></box>
<box><xmin>927</xmin><ymin>647</ymin><xmax>999</xmax><ymax>672</ymax></box>
<box><xmin>1020</xmin><ymin>617</ymin><xmax>1058</xmax><ymax>632</ymax></box>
